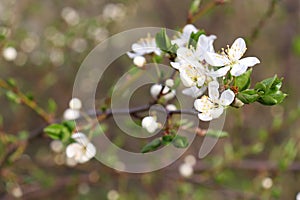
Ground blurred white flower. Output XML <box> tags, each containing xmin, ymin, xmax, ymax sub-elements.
<box><xmin>184</xmin><ymin>154</ymin><xmax>197</xmax><ymax>166</ymax></box>
<box><xmin>127</xmin><ymin>35</ymin><xmax>161</xmax><ymax>59</ymax></box>
<box><xmin>142</xmin><ymin>116</ymin><xmax>159</xmax><ymax>133</ymax></box>
<box><xmin>63</xmin><ymin>108</ymin><xmax>80</xmax><ymax>120</ymax></box>
<box><xmin>165</xmin><ymin>79</ymin><xmax>174</xmax><ymax>87</ymax></box>
<box><xmin>11</xmin><ymin>186</ymin><xmax>23</xmax><ymax>198</ymax></box>
<box><xmin>78</xmin><ymin>183</ymin><xmax>90</xmax><ymax>195</ymax></box>
<box><xmin>50</xmin><ymin>140</ymin><xmax>64</xmax><ymax>153</ymax></box>
<box><xmin>261</xmin><ymin>177</ymin><xmax>273</xmax><ymax>189</ymax></box>
<box><xmin>194</xmin><ymin>81</ymin><xmax>235</xmax><ymax>121</ymax></box>
<box><xmin>179</xmin><ymin>163</ymin><xmax>193</xmax><ymax>177</ymax></box>
<box><xmin>166</xmin><ymin>104</ymin><xmax>177</xmax><ymax>111</ymax></box>
<box><xmin>150</xmin><ymin>84</ymin><xmax>176</xmax><ymax>101</ymax></box>
<box><xmin>107</xmin><ymin>189</ymin><xmax>120</xmax><ymax>200</ymax></box>
<box><xmin>69</xmin><ymin>98</ymin><xmax>82</xmax><ymax>110</ymax></box>
<box><xmin>3</xmin><ymin>47</ymin><xmax>17</xmax><ymax>61</ymax></box>
<box><xmin>71</xmin><ymin>38</ymin><xmax>87</xmax><ymax>53</ymax></box>
<box><xmin>61</xmin><ymin>7</ymin><xmax>80</xmax><ymax>26</ymax></box>
<box><xmin>133</xmin><ymin>55</ymin><xmax>146</xmax><ymax>67</ymax></box>
<box><xmin>171</xmin><ymin>24</ymin><xmax>198</xmax><ymax>47</ymax></box>
<box><xmin>103</xmin><ymin>3</ymin><xmax>126</xmax><ymax>21</ymax></box>
<box><xmin>66</xmin><ymin>133</ymin><xmax>96</xmax><ymax>164</ymax></box>
<box><xmin>205</xmin><ymin>38</ymin><xmax>260</xmax><ymax>76</ymax></box>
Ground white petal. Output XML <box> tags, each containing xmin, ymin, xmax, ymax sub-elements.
<box><xmin>72</xmin><ymin>132</ymin><xmax>89</xmax><ymax>145</ymax></box>
<box><xmin>208</xmin><ymin>81</ymin><xmax>220</xmax><ymax>101</ymax></box>
<box><xmin>180</xmin><ymin>71</ymin><xmax>195</xmax><ymax>87</ymax></box>
<box><xmin>163</xmin><ymin>89</ymin><xmax>176</xmax><ymax>101</ymax></box>
<box><xmin>66</xmin><ymin>143</ymin><xmax>82</xmax><ymax>158</ymax></box>
<box><xmin>198</xmin><ymin>112</ymin><xmax>213</xmax><ymax>121</ymax></box>
<box><xmin>177</xmin><ymin>48</ymin><xmax>200</xmax><ymax>68</ymax></box>
<box><xmin>197</xmin><ymin>75</ymin><xmax>206</xmax><ymax>87</ymax></box>
<box><xmin>239</xmin><ymin>57</ymin><xmax>260</xmax><ymax>67</ymax></box>
<box><xmin>194</xmin><ymin>97</ymin><xmax>212</xmax><ymax>112</ymax></box>
<box><xmin>182</xmin><ymin>86</ymin><xmax>207</xmax><ymax>98</ymax></box>
<box><xmin>85</xmin><ymin>143</ymin><xmax>96</xmax><ymax>159</ymax></box>
<box><xmin>142</xmin><ymin>116</ymin><xmax>158</xmax><ymax>133</ymax></box>
<box><xmin>126</xmin><ymin>51</ymin><xmax>139</xmax><ymax>59</ymax></box>
<box><xmin>150</xmin><ymin>84</ymin><xmax>163</xmax><ymax>99</ymax></box>
<box><xmin>211</xmin><ymin>107</ymin><xmax>224</xmax><ymax>119</ymax></box>
<box><xmin>170</xmin><ymin>62</ymin><xmax>180</xmax><ymax>69</ymax></box>
<box><xmin>219</xmin><ymin>89</ymin><xmax>235</xmax><ymax>106</ymax></box>
<box><xmin>132</xmin><ymin>43</ymin><xmax>143</xmax><ymax>54</ymax></box>
<box><xmin>197</xmin><ymin>34</ymin><xmax>217</xmax><ymax>59</ymax></box>
<box><xmin>208</xmin><ymin>66</ymin><xmax>230</xmax><ymax>77</ymax></box>
<box><xmin>230</xmin><ymin>63</ymin><xmax>248</xmax><ymax>76</ymax></box>
<box><xmin>182</xmin><ymin>24</ymin><xmax>198</xmax><ymax>36</ymax></box>
<box><xmin>228</xmin><ymin>38</ymin><xmax>246</xmax><ymax>61</ymax></box>
<box><xmin>205</xmin><ymin>52</ymin><xmax>230</xmax><ymax>66</ymax></box>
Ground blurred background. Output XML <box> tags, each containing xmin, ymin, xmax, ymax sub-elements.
<box><xmin>0</xmin><ymin>0</ymin><xmax>300</xmax><ymax>199</ymax></box>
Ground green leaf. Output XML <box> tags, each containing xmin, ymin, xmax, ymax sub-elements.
<box><xmin>235</xmin><ymin>69</ymin><xmax>252</xmax><ymax>91</ymax></box>
<box><xmin>162</xmin><ymin>134</ymin><xmax>174</xmax><ymax>145</ymax></box>
<box><xmin>258</xmin><ymin>91</ymin><xmax>287</xmax><ymax>106</ymax></box>
<box><xmin>206</xmin><ymin>130</ymin><xmax>229</xmax><ymax>138</ymax></box>
<box><xmin>6</xmin><ymin>91</ymin><xmax>21</xmax><ymax>104</ymax></box>
<box><xmin>62</xmin><ymin>120</ymin><xmax>76</xmax><ymax>133</ymax></box>
<box><xmin>155</xmin><ymin>28</ymin><xmax>171</xmax><ymax>52</ymax></box>
<box><xmin>155</xmin><ymin>29</ymin><xmax>178</xmax><ymax>54</ymax></box>
<box><xmin>141</xmin><ymin>138</ymin><xmax>162</xmax><ymax>153</ymax></box>
<box><xmin>188</xmin><ymin>30</ymin><xmax>205</xmax><ymax>49</ymax></box>
<box><xmin>172</xmin><ymin>135</ymin><xmax>189</xmax><ymax>148</ymax></box>
<box><xmin>6</xmin><ymin>78</ymin><xmax>17</xmax><ymax>87</ymax></box>
<box><xmin>44</xmin><ymin>124</ymin><xmax>71</xmax><ymax>142</ymax></box>
<box><xmin>237</xmin><ymin>89</ymin><xmax>259</xmax><ymax>104</ymax></box>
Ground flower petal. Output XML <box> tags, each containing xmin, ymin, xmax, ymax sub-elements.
<box><xmin>228</xmin><ymin>38</ymin><xmax>246</xmax><ymax>61</ymax></box>
<box><xmin>198</xmin><ymin>112</ymin><xmax>213</xmax><ymax>121</ymax></box>
<box><xmin>85</xmin><ymin>143</ymin><xmax>96</xmax><ymax>159</ymax></box>
<box><xmin>239</xmin><ymin>57</ymin><xmax>260</xmax><ymax>67</ymax></box>
<box><xmin>182</xmin><ymin>86</ymin><xmax>207</xmax><ymax>98</ymax></box>
<box><xmin>230</xmin><ymin>63</ymin><xmax>248</xmax><ymax>76</ymax></box>
<box><xmin>177</xmin><ymin>47</ymin><xmax>199</xmax><ymax>68</ymax></box>
<box><xmin>208</xmin><ymin>66</ymin><xmax>230</xmax><ymax>77</ymax></box>
<box><xmin>72</xmin><ymin>132</ymin><xmax>89</xmax><ymax>145</ymax></box>
<box><xmin>205</xmin><ymin>52</ymin><xmax>230</xmax><ymax>66</ymax></box>
<box><xmin>182</xmin><ymin>24</ymin><xmax>198</xmax><ymax>36</ymax></box>
<box><xmin>194</xmin><ymin>97</ymin><xmax>211</xmax><ymax>112</ymax></box>
<box><xmin>219</xmin><ymin>89</ymin><xmax>235</xmax><ymax>106</ymax></box>
<box><xmin>211</xmin><ymin>107</ymin><xmax>224</xmax><ymax>119</ymax></box>
<box><xmin>170</xmin><ymin>62</ymin><xmax>180</xmax><ymax>70</ymax></box>
<box><xmin>208</xmin><ymin>81</ymin><xmax>220</xmax><ymax>101</ymax></box>
<box><xmin>66</xmin><ymin>143</ymin><xmax>82</xmax><ymax>158</ymax></box>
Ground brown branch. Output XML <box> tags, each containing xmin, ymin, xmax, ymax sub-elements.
<box><xmin>248</xmin><ymin>0</ymin><xmax>279</xmax><ymax>44</ymax></box>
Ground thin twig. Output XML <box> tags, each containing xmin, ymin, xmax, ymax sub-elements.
<box><xmin>248</xmin><ymin>0</ymin><xmax>279</xmax><ymax>44</ymax></box>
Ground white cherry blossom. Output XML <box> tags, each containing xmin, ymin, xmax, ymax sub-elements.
<box><xmin>66</xmin><ymin>132</ymin><xmax>96</xmax><ymax>164</ymax></box>
<box><xmin>205</xmin><ymin>37</ymin><xmax>260</xmax><ymax>77</ymax></box>
<box><xmin>194</xmin><ymin>81</ymin><xmax>235</xmax><ymax>121</ymax></box>
<box><xmin>141</xmin><ymin>116</ymin><xmax>159</xmax><ymax>133</ymax></box>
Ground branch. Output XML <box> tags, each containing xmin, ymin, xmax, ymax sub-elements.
<box><xmin>248</xmin><ymin>0</ymin><xmax>278</xmax><ymax>44</ymax></box>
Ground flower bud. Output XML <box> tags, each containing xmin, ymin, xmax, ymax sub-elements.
<box><xmin>141</xmin><ymin>116</ymin><xmax>158</xmax><ymax>133</ymax></box>
<box><xmin>133</xmin><ymin>55</ymin><xmax>146</xmax><ymax>67</ymax></box>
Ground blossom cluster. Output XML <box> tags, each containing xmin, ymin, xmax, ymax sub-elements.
<box><xmin>127</xmin><ymin>24</ymin><xmax>261</xmax><ymax>125</ymax></box>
